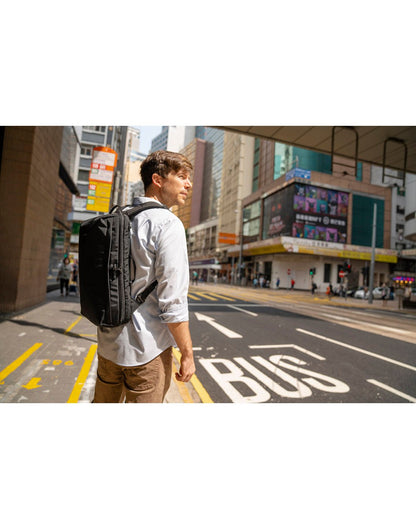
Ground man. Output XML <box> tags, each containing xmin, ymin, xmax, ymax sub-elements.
<box><xmin>92</xmin><ymin>150</ymin><xmax>195</xmax><ymax>403</ymax></box>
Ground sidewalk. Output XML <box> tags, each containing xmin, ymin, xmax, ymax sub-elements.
<box><xmin>0</xmin><ymin>289</ymin><xmax>200</xmax><ymax>404</ymax></box>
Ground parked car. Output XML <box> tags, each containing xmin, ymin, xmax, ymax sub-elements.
<box><xmin>353</xmin><ymin>287</ymin><xmax>368</xmax><ymax>299</ymax></box>
<box><xmin>353</xmin><ymin>286</ymin><xmax>395</xmax><ymax>300</ymax></box>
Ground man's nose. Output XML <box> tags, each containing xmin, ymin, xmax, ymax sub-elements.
<box><xmin>185</xmin><ymin>178</ymin><xmax>192</xmax><ymax>188</ymax></box>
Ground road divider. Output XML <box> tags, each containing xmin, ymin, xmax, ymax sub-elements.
<box><xmin>367</xmin><ymin>379</ymin><xmax>416</xmax><ymax>403</ymax></box>
<box><xmin>297</xmin><ymin>328</ymin><xmax>416</xmax><ymax>372</ymax></box>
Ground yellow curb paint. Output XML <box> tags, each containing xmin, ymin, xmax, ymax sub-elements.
<box><xmin>67</xmin><ymin>344</ymin><xmax>97</xmax><ymax>403</ymax></box>
<box><xmin>0</xmin><ymin>343</ymin><xmax>43</xmax><ymax>383</ymax></box>
<box><xmin>171</xmin><ymin>361</ymin><xmax>194</xmax><ymax>403</ymax></box>
<box><xmin>79</xmin><ymin>334</ymin><xmax>98</xmax><ymax>338</ymax></box>
<box><xmin>64</xmin><ymin>315</ymin><xmax>82</xmax><ymax>334</ymax></box>
<box><xmin>22</xmin><ymin>377</ymin><xmax>42</xmax><ymax>390</ymax></box>
<box><xmin>172</xmin><ymin>347</ymin><xmax>214</xmax><ymax>404</ymax></box>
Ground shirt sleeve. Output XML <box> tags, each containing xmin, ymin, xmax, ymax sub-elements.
<box><xmin>154</xmin><ymin>216</ymin><xmax>189</xmax><ymax>323</ymax></box>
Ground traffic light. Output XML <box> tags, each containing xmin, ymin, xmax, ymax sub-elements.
<box><xmin>344</xmin><ymin>261</ymin><xmax>351</xmax><ymax>273</ymax></box>
<box><xmin>309</xmin><ymin>267</ymin><xmax>316</xmax><ymax>276</ymax></box>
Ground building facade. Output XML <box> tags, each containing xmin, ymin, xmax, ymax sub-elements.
<box><xmin>68</xmin><ymin>126</ymin><xmax>128</xmax><ymax>255</ymax></box>
<box><xmin>0</xmin><ymin>126</ymin><xmax>79</xmax><ymax>313</ymax></box>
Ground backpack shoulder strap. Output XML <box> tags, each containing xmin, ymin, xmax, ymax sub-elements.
<box><xmin>125</xmin><ymin>202</ymin><xmax>168</xmax><ymax>219</ymax></box>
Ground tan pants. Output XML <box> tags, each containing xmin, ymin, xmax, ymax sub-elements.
<box><xmin>93</xmin><ymin>347</ymin><xmax>173</xmax><ymax>403</ymax></box>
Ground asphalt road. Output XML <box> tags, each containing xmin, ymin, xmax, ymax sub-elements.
<box><xmin>1</xmin><ymin>286</ymin><xmax>415</xmax><ymax>404</ymax></box>
<box><xmin>188</xmin><ymin>288</ymin><xmax>416</xmax><ymax>403</ymax></box>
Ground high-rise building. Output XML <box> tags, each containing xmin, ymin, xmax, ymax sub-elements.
<box><xmin>150</xmin><ymin>126</ymin><xmax>196</xmax><ymax>153</ymax></box>
<box><xmin>68</xmin><ymin>126</ymin><xmax>128</xmax><ymax>253</ymax></box>
<box><xmin>200</xmin><ymin>127</ymin><xmax>224</xmax><ymax>221</ymax></box>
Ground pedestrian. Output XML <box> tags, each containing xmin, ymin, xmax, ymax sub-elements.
<box><xmin>311</xmin><ymin>282</ymin><xmax>317</xmax><ymax>295</ymax></box>
<box><xmin>381</xmin><ymin>282</ymin><xmax>389</xmax><ymax>307</ymax></box>
<box><xmin>56</xmin><ymin>257</ymin><xmax>72</xmax><ymax>296</ymax></box>
<box><xmin>326</xmin><ymin>283</ymin><xmax>333</xmax><ymax>300</ymax></box>
<box><xmin>291</xmin><ymin>278</ymin><xmax>295</xmax><ymax>290</ymax></box>
<box><xmin>71</xmin><ymin>259</ymin><xmax>79</xmax><ymax>295</ymax></box>
<box><xmin>275</xmin><ymin>276</ymin><xmax>280</xmax><ymax>289</ymax></box>
<box><xmin>92</xmin><ymin>150</ymin><xmax>195</xmax><ymax>403</ymax></box>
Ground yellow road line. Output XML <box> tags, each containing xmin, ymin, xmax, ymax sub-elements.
<box><xmin>207</xmin><ymin>293</ymin><xmax>236</xmax><ymax>301</ymax></box>
<box><xmin>171</xmin><ymin>360</ymin><xmax>194</xmax><ymax>403</ymax></box>
<box><xmin>193</xmin><ymin>292</ymin><xmax>218</xmax><ymax>300</ymax></box>
<box><xmin>65</xmin><ymin>315</ymin><xmax>82</xmax><ymax>334</ymax></box>
<box><xmin>172</xmin><ymin>348</ymin><xmax>214</xmax><ymax>404</ymax></box>
<box><xmin>67</xmin><ymin>344</ymin><xmax>97</xmax><ymax>403</ymax></box>
<box><xmin>187</xmin><ymin>293</ymin><xmax>200</xmax><ymax>300</ymax></box>
<box><xmin>0</xmin><ymin>343</ymin><xmax>43</xmax><ymax>383</ymax></box>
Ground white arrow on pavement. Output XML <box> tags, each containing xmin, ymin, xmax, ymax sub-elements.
<box><xmin>194</xmin><ymin>312</ymin><xmax>242</xmax><ymax>339</ymax></box>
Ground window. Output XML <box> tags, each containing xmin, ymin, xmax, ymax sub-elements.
<box><xmin>243</xmin><ymin>201</ymin><xmax>261</xmax><ymax>242</ymax></box>
<box><xmin>324</xmin><ymin>263</ymin><xmax>331</xmax><ymax>283</ymax></box>
<box><xmin>252</xmin><ymin>138</ymin><xmax>260</xmax><ymax>192</ymax></box>
<box><xmin>80</xmin><ymin>146</ymin><xmax>93</xmax><ymax>156</ymax></box>
<box><xmin>84</xmin><ymin>126</ymin><xmax>106</xmax><ymax>133</ymax></box>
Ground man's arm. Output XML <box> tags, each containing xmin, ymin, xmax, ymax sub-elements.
<box><xmin>167</xmin><ymin>321</ymin><xmax>195</xmax><ymax>383</ymax></box>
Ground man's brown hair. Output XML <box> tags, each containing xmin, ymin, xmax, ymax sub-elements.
<box><xmin>140</xmin><ymin>150</ymin><xmax>193</xmax><ymax>191</ymax></box>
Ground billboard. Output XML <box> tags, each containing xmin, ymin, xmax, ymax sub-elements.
<box><xmin>262</xmin><ymin>183</ymin><xmax>349</xmax><ymax>243</ymax></box>
<box><xmin>86</xmin><ymin>146</ymin><xmax>118</xmax><ymax>213</ymax></box>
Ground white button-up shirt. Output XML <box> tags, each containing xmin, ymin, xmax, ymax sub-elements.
<box><xmin>97</xmin><ymin>196</ymin><xmax>189</xmax><ymax>366</ymax></box>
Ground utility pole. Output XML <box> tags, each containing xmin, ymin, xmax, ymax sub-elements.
<box><xmin>368</xmin><ymin>203</ymin><xmax>377</xmax><ymax>304</ymax></box>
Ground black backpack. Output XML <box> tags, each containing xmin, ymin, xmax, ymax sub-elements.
<box><xmin>79</xmin><ymin>202</ymin><xmax>167</xmax><ymax>327</ymax></box>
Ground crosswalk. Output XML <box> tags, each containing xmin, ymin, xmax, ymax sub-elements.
<box><xmin>188</xmin><ymin>291</ymin><xmax>240</xmax><ymax>302</ymax></box>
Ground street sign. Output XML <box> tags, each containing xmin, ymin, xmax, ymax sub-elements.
<box><xmin>339</xmin><ymin>270</ymin><xmax>345</xmax><ymax>278</ymax></box>
<box><xmin>287</xmin><ymin>269</ymin><xmax>291</xmax><ymax>275</ymax></box>
<box><xmin>86</xmin><ymin>146</ymin><xmax>118</xmax><ymax>212</ymax></box>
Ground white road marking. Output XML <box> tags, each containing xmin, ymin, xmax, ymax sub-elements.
<box><xmin>367</xmin><ymin>379</ymin><xmax>416</xmax><ymax>403</ymax></box>
<box><xmin>248</xmin><ymin>343</ymin><xmax>325</xmax><ymax>360</ymax></box>
<box><xmin>194</xmin><ymin>312</ymin><xmax>242</xmax><ymax>339</ymax></box>
<box><xmin>319</xmin><ymin>313</ymin><xmax>414</xmax><ymax>335</ymax></box>
<box><xmin>227</xmin><ymin>305</ymin><xmax>258</xmax><ymax>317</ymax></box>
<box><xmin>297</xmin><ymin>328</ymin><xmax>416</xmax><ymax>372</ymax></box>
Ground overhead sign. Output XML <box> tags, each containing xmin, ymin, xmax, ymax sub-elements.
<box><xmin>218</xmin><ymin>232</ymin><xmax>238</xmax><ymax>245</ymax></box>
<box><xmin>285</xmin><ymin>168</ymin><xmax>311</xmax><ymax>181</ymax></box>
<box><xmin>87</xmin><ymin>146</ymin><xmax>118</xmax><ymax>212</ymax></box>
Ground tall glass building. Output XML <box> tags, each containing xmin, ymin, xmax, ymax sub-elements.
<box><xmin>201</xmin><ymin>127</ymin><xmax>224</xmax><ymax>221</ymax></box>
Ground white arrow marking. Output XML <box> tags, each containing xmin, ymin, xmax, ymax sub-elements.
<box><xmin>227</xmin><ymin>305</ymin><xmax>258</xmax><ymax>317</ymax></box>
<box><xmin>194</xmin><ymin>312</ymin><xmax>242</xmax><ymax>338</ymax></box>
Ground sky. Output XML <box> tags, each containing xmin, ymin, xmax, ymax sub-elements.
<box><xmin>137</xmin><ymin>126</ymin><xmax>162</xmax><ymax>154</ymax></box>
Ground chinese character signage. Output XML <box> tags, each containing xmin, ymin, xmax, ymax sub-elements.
<box><xmin>285</xmin><ymin>168</ymin><xmax>311</xmax><ymax>181</ymax></box>
<box><xmin>86</xmin><ymin>146</ymin><xmax>118</xmax><ymax>212</ymax></box>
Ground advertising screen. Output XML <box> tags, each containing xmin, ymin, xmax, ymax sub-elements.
<box><xmin>292</xmin><ymin>183</ymin><xmax>348</xmax><ymax>243</ymax></box>
<box><xmin>262</xmin><ymin>183</ymin><xmax>349</xmax><ymax>243</ymax></box>
<box><xmin>262</xmin><ymin>186</ymin><xmax>295</xmax><ymax>239</ymax></box>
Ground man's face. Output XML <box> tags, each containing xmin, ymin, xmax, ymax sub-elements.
<box><xmin>159</xmin><ymin>169</ymin><xmax>192</xmax><ymax>208</ymax></box>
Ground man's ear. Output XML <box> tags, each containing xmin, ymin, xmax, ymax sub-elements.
<box><xmin>152</xmin><ymin>173</ymin><xmax>163</xmax><ymax>189</ymax></box>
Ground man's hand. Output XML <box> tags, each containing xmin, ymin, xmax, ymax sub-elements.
<box><xmin>167</xmin><ymin>321</ymin><xmax>195</xmax><ymax>383</ymax></box>
<box><xmin>176</xmin><ymin>352</ymin><xmax>195</xmax><ymax>383</ymax></box>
